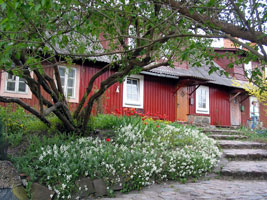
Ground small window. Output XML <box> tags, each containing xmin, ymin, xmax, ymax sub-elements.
<box><xmin>123</xmin><ymin>75</ymin><xmax>144</xmax><ymax>108</ymax></box>
<box><xmin>5</xmin><ymin>73</ymin><xmax>27</xmax><ymax>93</ymax></box>
<box><xmin>59</xmin><ymin>66</ymin><xmax>76</xmax><ymax>99</ymax></box>
<box><xmin>244</xmin><ymin>62</ymin><xmax>252</xmax><ymax>78</ymax></box>
<box><xmin>196</xmin><ymin>86</ymin><xmax>209</xmax><ymax>114</ymax></box>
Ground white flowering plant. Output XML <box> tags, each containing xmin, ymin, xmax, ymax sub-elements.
<box><xmin>14</xmin><ymin>115</ymin><xmax>221</xmax><ymax>199</ymax></box>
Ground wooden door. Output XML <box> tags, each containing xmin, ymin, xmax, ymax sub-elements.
<box><xmin>230</xmin><ymin>95</ymin><xmax>241</xmax><ymax>126</ymax></box>
<box><xmin>177</xmin><ymin>87</ymin><xmax>189</xmax><ymax>121</ymax></box>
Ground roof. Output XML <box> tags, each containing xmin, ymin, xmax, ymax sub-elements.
<box><xmin>144</xmin><ymin>62</ymin><xmax>243</xmax><ymax>89</ymax></box>
<box><xmin>51</xmin><ymin>33</ymin><xmax>112</xmax><ymax>63</ymax></box>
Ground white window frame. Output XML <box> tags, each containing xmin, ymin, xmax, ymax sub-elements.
<box><xmin>123</xmin><ymin>74</ymin><xmax>144</xmax><ymax>108</ymax></box>
<box><xmin>196</xmin><ymin>85</ymin><xmax>210</xmax><ymax>114</ymax></box>
<box><xmin>58</xmin><ymin>66</ymin><xmax>77</xmax><ymax>99</ymax></box>
<box><xmin>5</xmin><ymin>73</ymin><xmax>28</xmax><ymax>94</ymax></box>
<box><xmin>0</xmin><ymin>72</ymin><xmax>32</xmax><ymax>99</ymax></box>
<box><xmin>244</xmin><ymin>62</ymin><xmax>252</xmax><ymax>78</ymax></box>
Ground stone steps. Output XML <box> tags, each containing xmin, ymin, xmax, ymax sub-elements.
<box><xmin>209</xmin><ymin>134</ymin><xmax>247</xmax><ymax>140</ymax></box>
<box><xmin>221</xmin><ymin>161</ymin><xmax>267</xmax><ymax>180</ymax></box>
<box><xmin>223</xmin><ymin>149</ymin><xmax>267</xmax><ymax>160</ymax></box>
<box><xmin>217</xmin><ymin>140</ymin><xmax>267</xmax><ymax>149</ymax></box>
<box><xmin>203</xmin><ymin>129</ymin><xmax>243</xmax><ymax>135</ymax></box>
<box><xmin>205</xmin><ymin>128</ymin><xmax>267</xmax><ymax>180</ymax></box>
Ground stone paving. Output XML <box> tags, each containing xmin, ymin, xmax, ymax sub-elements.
<box><xmin>100</xmin><ymin>180</ymin><xmax>267</xmax><ymax>200</ymax></box>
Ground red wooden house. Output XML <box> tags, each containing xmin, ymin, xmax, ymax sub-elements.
<box><xmin>0</xmin><ymin>40</ymin><xmax>265</xmax><ymax>128</ymax></box>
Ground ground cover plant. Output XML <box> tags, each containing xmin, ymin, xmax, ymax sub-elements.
<box><xmin>9</xmin><ymin>108</ymin><xmax>222</xmax><ymax>199</ymax></box>
<box><xmin>240</xmin><ymin>127</ymin><xmax>267</xmax><ymax>143</ymax></box>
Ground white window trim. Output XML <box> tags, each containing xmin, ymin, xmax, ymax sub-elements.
<box><xmin>57</xmin><ymin>65</ymin><xmax>80</xmax><ymax>103</ymax></box>
<box><xmin>5</xmin><ymin>74</ymin><xmax>28</xmax><ymax>94</ymax></box>
<box><xmin>0</xmin><ymin>71</ymin><xmax>32</xmax><ymax>99</ymax></box>
<box><xmin>196</xmin><ymin>85</ymin><xmax>210</xmax><ymax>114</ymax></box>
<box><xmin>123</xmin><ymin>74</ymin><xmax>144</xmax><ymax>108</ymax></box>
<box><xmin>244</xmin><ymin>61</ymin><xmax>252</xmax><ymax>78</ymax></box>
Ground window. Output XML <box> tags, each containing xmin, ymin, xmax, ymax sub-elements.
<box><xmin>123</xmin><ymin>75</ymin><xmax>144</xmax><ymax>108</ymax></box>
<box><xmin>59</xmin><ymin>66</ymin><xmax>77</xmax><ymax>99</ymax></box>
<box><xmin>196</xmin><ymin>85</ymin><xmax>209</xmax><ymax>114</ymax></box>
<box><xmin>5</xmin><ymin>73</ymin><xmax>27</xmax><ymax>93</ymax></box>
<box><xmin>244</xmin><ymin>62</ymin><xmax>252</xmax><ymax>78</ymax></box>
<box><xmin>0</xmin><ymin>72</ymin><xmax>32</xmax><ymax>99</ymax></box>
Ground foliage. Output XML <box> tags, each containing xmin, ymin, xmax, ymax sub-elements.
<box><xmin>13</xmin><ymin>115</ymin><xmax>221</xmax><ymax>199</ymax></box>
<box><xmin>243</xmin><ymin>82</ymin><xmax>267</xmax><ymax>105</ymax></box>
<box><xmin>0</xmin><ymin>106</ymin><xmax>31</xmax><ymax>146</ymax></box>
<box><xmin>0</xmin><ymin>105</ymin><xmax>62</xmax><ymax>146</ymax></box>
<box><xmin>0</xmin><ymin>0</ymin><xmax>266</xmax><ymax>133</ymax></box>
<box><xmin>233</xmin><ymin>77</ymin><xmax>267</xmax><ymax>116</ymax></box>
<box><xmin>237</xmin><ymin>126</ymin><xmax>267</xmax><ymax>142</ymax></box>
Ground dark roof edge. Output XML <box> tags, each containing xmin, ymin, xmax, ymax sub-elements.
<box><xmin>140</xmin><ymin>71</ymin><xmax>179</xmax><ymax>79</ymax></box>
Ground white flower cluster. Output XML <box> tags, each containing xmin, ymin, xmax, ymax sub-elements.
<box><xmin>34</xmin><ymin>123</ymin><xmax>221</xmax><ymax>199</ymax></box>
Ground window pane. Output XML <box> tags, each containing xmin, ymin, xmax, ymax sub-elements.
<box><xmin>60</xmin><ymin>78</ymin><xmax>65</xmax><ymax>86</ymax></box>
<box><xmin>127</xmin><ymin>78</ymin><xmax>139</xmax><ymax>102</ymax></box>
<box><xmin>67</xmin><ymin>79</ymin><xmax>74</xmax><ymax>87</ymax></box>
<box><xmin>19</xmin><ymin>77</ymin><xmax>25</xmax><ymax>82</ymax></box>
<box><xmin>132</xmin><ymin>79</ymin><xmax>138</xmax><ymax>85</ymax></box>
<box><xmin>68</xmin><ymin>69</ymin><xmax>75</xmax><ymax>78</ymax></box>
<box><xmin>67</xmin><ymin>88</ymin><xmax>73</xmax><ymax>97</ymax></box>
<box><xmin>7</xmin><ymin>82</ymin><xmax>15</xmax><ymax>91</ymax></box>
<box><xmin>18</xmin><ymin>82</ymin><xmax>26</xmax><ymax>92</ymax></box>
<box><xmin>59</xmin><ymin>67</ymin><xmax>65</xmax><ymax>77</ymax></box>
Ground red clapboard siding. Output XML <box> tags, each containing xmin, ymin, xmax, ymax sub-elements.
<box><xmin>143</xmin><ymin>76</ymin><xmax>177</xmax><ymax>121</ymax></box>
<box><xmin>189</xmin><ymin>85</ymin><xmax>230</xmax><ymax>126</ymax></box>
<box><xmin>80</xmin><ymin>65</ymin><xmax>177</xmax><ymax>121</ymax></box>
<box><xmin>209</xmin><ymin>87</ymin><xmax>230</xmax><ymax>126</ymax></box>
<box><xmin>260</xmin><ymin>103</ymin><xmax>267</xmax><ymax>128</ymax></box>
<box><xmin>79</xmin><ymin>64</ymin><xmax>123</xmax><ymax>115</ymax></box>
<box><xmin>240</xmin><ymin>95</ymin><xmax>250</xmax><ymax>127</ymax></box>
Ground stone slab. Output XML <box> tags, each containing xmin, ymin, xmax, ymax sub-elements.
<box><xmin>0</xmin><ymin>189</ymin><xmax>19</xmax><ymax>200</ymax></box>
<box><xmin>221</xmin><ymin>161</ymin><xmax>267</xmax><ymax>179</ymax></box>
<box><xmin>31</xmin><ymin>183</ymin><xmax>55</xmax><ymax>200</ymax></box>
<box><xmin>218</xmin><ymin>140</ymin><xmax>267</xmax><ymax>149</ymax></box>
<box><xmin>203</xmin><ymin>129</ymin><xmax>243</xmax><ymax>135</ymax></box>
<box><xmin>223</xmin><ymin>149</ymin><xmax>267</xmax><ymax>160</ymax></box>
<box><xmin>12</xmin><ymin>186</ymin><xmax>28</xmax><ymax>200</ymax></box>
<box><xmin>93</xmin><ymin>179</ymin><xmax>107</xmax><ymax>197</ymax></box>
<box><xmin>209</xmin><ymin>134</ymin><xmax>247</xmax><ymax>140</ymax></box>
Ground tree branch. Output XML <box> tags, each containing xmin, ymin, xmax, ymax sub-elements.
<box><xmin>0</xmin><ymin>96</ymin><xmax>51</xmax><ymax>127</ymax></box>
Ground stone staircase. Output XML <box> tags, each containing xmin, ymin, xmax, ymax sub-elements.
<box><xmin>204</xmin><ymin>128</ymin><xmax>267</xmax><ymax>180</ymax></box>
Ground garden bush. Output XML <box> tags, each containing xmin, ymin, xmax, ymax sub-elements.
<box><xmin>13</xmin><ymin>115</ymin><xmax>221</xmax><ymax>199</ymax></box>
<box><xmin>0</xmin><ymin>105</ymin><xmax>32</xmax><ymax>146</ymax></box>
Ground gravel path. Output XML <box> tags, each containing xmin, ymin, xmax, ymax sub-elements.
<box><xmin>0</xmin><ymin>161</ymin><xmax>21</xmax><ymax>189</ymax></box>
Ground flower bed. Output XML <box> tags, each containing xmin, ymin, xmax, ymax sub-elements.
<box><xmin>14</xmin><ymin>116</ymin><xmax>221</xmax><ymax>199</ymax></box>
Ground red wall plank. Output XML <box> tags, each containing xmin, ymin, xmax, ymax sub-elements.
<box><xmin>189</xmin><ymin>85</ymin><xmax>231</xmax><ymax>126</ymax></box>
<box><xmin>143</xmin><ymin>76</ymin><xmax>177</xmax><ymax>121</ymax></box>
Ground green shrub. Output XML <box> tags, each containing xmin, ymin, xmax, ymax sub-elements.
<box><xmin>0</xmin><ymin>105</ymin><xmax>32</xmax><ymax>146</ymax></box>
<box><xmin>13</xmin><ymin>115</ymin><xmax>221</xmax><ymax>199</ymax></box>
<box><xmin>89</xmin><ymin>114</ymin><xmax>141</xmax><ymax>130</ymax></box>
<box><xmin>24</xmin><ymin>115</ymin><xmax>61</xmax><ymax>134</ymax></box>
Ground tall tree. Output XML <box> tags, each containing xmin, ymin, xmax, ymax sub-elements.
<box><xmin>0</xmin><ymin>0</ymin><xmax>266</xmax><ymax>133</ymax></box>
